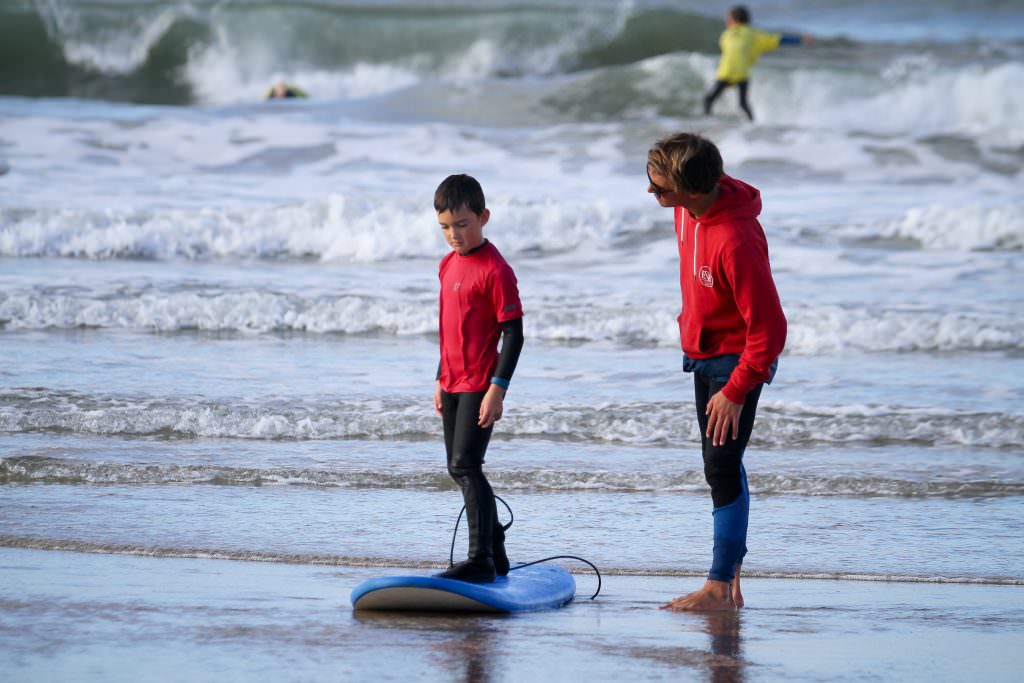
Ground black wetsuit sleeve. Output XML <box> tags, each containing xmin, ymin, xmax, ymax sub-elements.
<box><xmin>493</xmin><ymin>317</ymin><xmax>524</xmax><ymax>385</ymax></box>
<box><xmin>436</xmin><ymin>362</ymin><xmax>441</xmax><ymax>381</ymax></box>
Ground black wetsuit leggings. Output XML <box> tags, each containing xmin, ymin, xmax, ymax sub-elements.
<box><xmin>703</xmin><ymin>80</ymin><xmax>754</xmax><ymax>121</ymax></box>
<box><xmin>441</xmin><ymin>390</ymin><xmax>497</xmax><ymax>560</ymax></box>
<box><xmin>694</xmin><ymin>374</ymin><xmax>762</xmax><ymax>508</ymax></box>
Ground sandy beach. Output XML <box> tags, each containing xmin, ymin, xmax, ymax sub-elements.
<box><xmin>2</xmin><ymin>547</ymin><xmax>1022</xmax><ymax>682</ymax></box>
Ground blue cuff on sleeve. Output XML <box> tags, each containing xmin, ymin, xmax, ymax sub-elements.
<box><xmin>490</xmin><ymin>377</ymin><xmax>510</xmax><ymax>389</ymax></box>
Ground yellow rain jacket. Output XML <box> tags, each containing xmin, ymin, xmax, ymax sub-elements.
<box><xmin>716</xmin><ymin>25</ymin><xmax>782</xmax><ymax>83</ymax></box>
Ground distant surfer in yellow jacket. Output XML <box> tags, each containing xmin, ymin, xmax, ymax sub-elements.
<box><xmin>704</xmin><ymin>5</ymin><xmax>812</xmax><ymax>121</ymax></box>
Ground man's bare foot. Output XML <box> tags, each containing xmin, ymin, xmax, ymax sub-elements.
<box><xmin>660</xmin><ymin>580</ymin><xmax>736</xmax><ymax>611</ymax></box>
<box><xmin>732</xmin><ymin>565</ymin><xmax>744</xmax><ymax>609</ymax></box>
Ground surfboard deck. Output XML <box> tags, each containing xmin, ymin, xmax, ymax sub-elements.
<box><xmin>351</xmin><ymin>564</ymin><xmax>576</xmax><ymax>613</ymax></box>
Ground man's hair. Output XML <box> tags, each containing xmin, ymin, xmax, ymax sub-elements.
<box><xmin>434</xmin><ymin>174</ymin><xmax>486</xmax><ymax>215</ymax></box>
<box><xmin>729</xmin><ymin>5</ymin><xmax>750</xmax><ymax>24</ymax></box>
<box><xmin>647</xmin><ymin>132</ymin><xmax>723</xmax><ymax>194</ymax></box>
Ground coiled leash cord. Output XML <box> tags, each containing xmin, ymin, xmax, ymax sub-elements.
<box><xmin>448</xmin><ymin>495</ymin><xmax>602</xmax><ymax>600</ymax></box>
<box><xmin>447</xmin><ymin>494</ymin><xmax>514</xmax><ymax>569</ymax></box>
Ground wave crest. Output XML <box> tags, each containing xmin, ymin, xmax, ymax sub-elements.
<box><xmin>870</xmin><ymin>205</ymin><xmax>1023</xmax><ymax>251</ymax></box>
<box><xmin>2</xmin><ymin>286</ymin><xmax>1019</xmax><ymax>353</ymax></box>
<box><xmin>3</xmin><ymin>455</ymin><xmax>1020</xmax><ymax>499</ymax></box>
<box><xmin>0</xmin><ymin>197</ymin><xmax>623</xmax><ymax>261</ymax></box>
<box><xmin>3</xmin><ymin>389</ymin><xmax>1022</xmax><ymax>449</ymax></box>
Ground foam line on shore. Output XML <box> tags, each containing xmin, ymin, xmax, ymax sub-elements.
<box><xmin>3</xmin><ymin>536</ymin><xmax>1020</xmax><ymax>585</ymax></box>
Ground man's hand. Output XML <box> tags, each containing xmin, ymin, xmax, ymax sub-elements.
<box><xmin>706</xmin><ymin>390</ymin><xmax>743</xmax><ymax>447</ymax></box>
<box><xmin>434</xmin><ymin>380</ymin><xmax>443</xmax><ymax>416</ymax></box>
<box><xmin>478</xmin><ymin>384</ymin><xmax>506</xmax><ymax>428</ymax></box>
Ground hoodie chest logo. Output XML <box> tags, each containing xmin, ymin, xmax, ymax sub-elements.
<box><xmin>699</xmin><ymin>266</ymin><xmax>714</xmax><ymax>288</ymax></box>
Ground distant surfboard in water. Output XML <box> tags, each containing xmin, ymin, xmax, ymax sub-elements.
<box><xmin>351</xmin><ymin>564</ymin><xmax>576</xmax><ymax>613</ymax></box>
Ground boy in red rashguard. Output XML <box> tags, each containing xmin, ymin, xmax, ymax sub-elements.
<box><xmin>433</xmin><ymin>174</ymin><xmax>524</xmax><ymax>583</ymax></box>
<box><xmin>647</xmin><ymin>133</ymin><xmax>787</xmax><ymax>610</ymax></box>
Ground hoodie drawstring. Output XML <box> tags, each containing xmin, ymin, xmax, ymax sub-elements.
<box><xmin>693</xmin><ymin>221</ymin><xmax>700</xmax><ymax>278</ymax></box>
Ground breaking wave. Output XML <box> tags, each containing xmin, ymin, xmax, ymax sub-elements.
<box><xmin>3</xmin><ymin>0</ymin><xmax>1022</xmax><ymax>145</ymax></box>
<box><xmin>2</xmin><ymin>286</ymin><xmax>1021</xmax><ymax>354</ymax></box>
<box><xmin>0</xmin><ymin>197</ymin><xmax>622</xmax><ymax>262</ymax></box>
<box><xmin>3</xmin><ymin>455</ymin><xmax>1021</xmax><ymax>499</ymax></box>
<box><xmin>3</xmin><ymin>389</ymin><xmax>1022</xmax><ymax>449</ymax></box>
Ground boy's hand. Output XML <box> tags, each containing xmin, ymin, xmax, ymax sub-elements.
<box><xmin>706</xmin><ymin>390</ymin><xmax>743</xmax><ymax>447</ymax></box>
<box><xmin>478</xmin><ymin>384</ymin><xmax>506</xmax><ymax>428</ymax></box>
<box><xmin>434</xmin><ymin>381</ymin><xmax>443</xmax><ymax>416</ymax></box>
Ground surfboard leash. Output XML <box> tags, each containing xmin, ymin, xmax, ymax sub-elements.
<box><xmin>508</xmin><ymin>556</ymin><xmax>601</xmax><ymax>600</ymax></box>
<box><xmin>447</xmin><ymin>495</ymin><xmax>602</xmax><ymax>599</ymax></box>
<box><xmin>447</xmin><ymin>495</ymin><xmax>514</xmax><ymax>570</ymax></box>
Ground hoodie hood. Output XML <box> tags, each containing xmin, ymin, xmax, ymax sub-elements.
<box><xmin>700</xmin><ymin>175</ymin><xmax>762</xmax><ymax>225</ymax></box>
<box><xmin>672</xmin><ymin>172</ymin><xmax>786</xmax><ymax>402</ymax></box>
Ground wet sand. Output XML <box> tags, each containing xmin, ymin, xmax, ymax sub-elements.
<box><xmin>2</xmin><ymin>547</ymin><xmax>1022</xmax><ymax>682</ymax></box>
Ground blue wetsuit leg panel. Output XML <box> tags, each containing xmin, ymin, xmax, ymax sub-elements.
<box><xmin>692</xmin><ymin>371</ymin><xmax>763</xmax><ymax>582</ymax></box>
<box><xmin>710</xmin><ymin>463</ymin><xmax>749</xmax><ymax>581</ymax></box>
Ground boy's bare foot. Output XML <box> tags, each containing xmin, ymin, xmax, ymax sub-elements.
<box><xmin>660</xmin><ymin>580</ymin><xmax>736</xmax><ymax>611</ymax></box>
<box><xmin>733</xmin><ymin>565</ymin><xmax>744</xmax><ymax>609</ymax></box>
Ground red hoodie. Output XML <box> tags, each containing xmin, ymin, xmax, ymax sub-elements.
<box><xmin>674</xmin><ymin>175</ymin><xmax>787</xmax><ymax>403</ymax></box>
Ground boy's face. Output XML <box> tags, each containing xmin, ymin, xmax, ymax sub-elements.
<box><xmin>438</xmin><ymin>206</ymin><xmax>489</xmax><ymax>255</ymax></box>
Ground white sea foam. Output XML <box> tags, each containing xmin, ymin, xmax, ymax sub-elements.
<box><xmin>5</xmin><ymin>189</ymin><xmax>1020</xmax><ymax>268</ymax></box>
<box><xmin>186</xmin><ymin>52</ymin><xmax>424</xmax><ymax>105</ymax></box>
<box><xmin>784</xmin><ymin>304</ymin><xmax>1023</xmax><ymax>354</ymax></box>
<box><xmin>0</xmin><ymin>290</ymin><xmax>436</xmax><ymax>335</ymax></box>
<box><xmin>3</xmin><ymin>456</ymin><xmax>1019</xmax><ymax>498</ymax></box>
<box><xmin>870</xmin><ymin>205</ymin><xmax>1024</xmax><ymax>251</ymax></box>
<box><xmin>2</xmin><ymin>284</ymin><xmax>1019</xmax><ymax>353</ymax></box>
<box><xmin>757</xmin><ymin>59</ymin><xmax>1024</xmax><ymax>145</ymax></box>
<box><xmin>765</xmin><ymin>201</ymin><xmax>1024</xmax><ymax>252</ymax></box>
<box><xmin>181</xmin><ymin>5</ymin><xmax>615</xmax><ymax>105</ymax></box>
<box><xmin>3</xmin><ymin>390</ymin><xmax>1021</xmax><ymax>449</ymax></box>
<box><xmin>37</xmin><ymin>1</ymin><xmax>195</xmax><ymax>75</ymax></box>
<box><xmin>0</xmin><ymin>196</ymin><xmax>624</xmax><ymax>261</ymax></box>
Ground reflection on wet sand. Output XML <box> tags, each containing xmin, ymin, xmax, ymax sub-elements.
<box><xmin>600</xmin><ymin>608</ymin><xmax>747</xmax><ymax>680</ymax></box>
<box><xmin>350</xmin><ymin>597</ymin><xmax>745</xmax><ymax>681</ymax></box>
<box><xmin>353</xmin><ymin>611</ymin><xmax>502</xmax><ymax>683</ymax></box>
<box><xmin>703</xmin><ymin>611</ymin><xmax>744</xmax><ymax>683</ymax></box>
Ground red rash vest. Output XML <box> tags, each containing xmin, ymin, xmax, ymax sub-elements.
<box><xmin>674</xmin><ymin>175</ymin><xmax>787</xmax><ymax>403</ymax></box>
<box><xmin>438</xmin><ymin>240</ymin><xmax>522</xmax><ymax>393</ymax></box>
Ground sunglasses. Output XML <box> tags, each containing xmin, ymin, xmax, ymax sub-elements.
<box><xmin>647</xmin><ymin>169</ymin><xmax>672</xmax><ymax>198</ymax></box>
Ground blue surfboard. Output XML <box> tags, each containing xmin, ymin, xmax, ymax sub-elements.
<box><xmin>351</xmin><ymin>564</ymin><xmax>576</xmax><ymax>613</ymax></box>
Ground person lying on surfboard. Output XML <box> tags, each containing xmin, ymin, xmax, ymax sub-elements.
<box><xmin>266</xmin><ymin>81</ymin><xmax>308</xmax><ymax>100</ymax></box>
<box><xmin>433</xmin><ymin>173</ymin><xmax>524</xmax><ymax>583</ymax></box>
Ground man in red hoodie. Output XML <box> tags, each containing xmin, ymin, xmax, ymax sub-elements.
<box><xmin>647</xmin><ymin>132</ymin><xmax>787</xmax><ymax>611</ymax></box>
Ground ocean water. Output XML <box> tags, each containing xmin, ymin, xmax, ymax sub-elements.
<box><xmin>2</xmin><ymin>0</ymin><xmax>1023</xmax><ymax>615</ymax></box>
